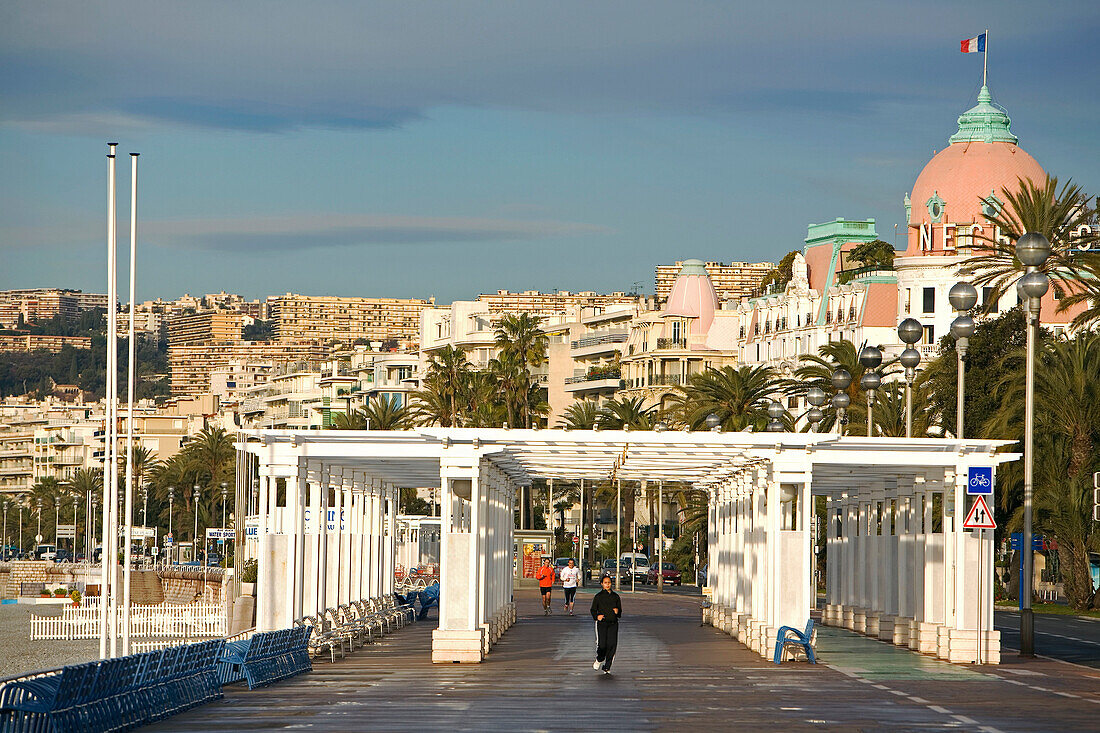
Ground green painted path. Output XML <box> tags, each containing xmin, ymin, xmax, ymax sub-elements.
<box><xmin>815</xmin><ymin>625</ymin><xmax>982</xmax><ymax>681</ymax></box>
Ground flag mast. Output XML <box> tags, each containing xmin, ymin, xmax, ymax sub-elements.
<box><xmin>983</xmin><ymin>29</ymin><xmax>988</xmax><ymax>87</ymax></box>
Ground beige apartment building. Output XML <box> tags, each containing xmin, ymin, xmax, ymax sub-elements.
<box><xmin>476</xmin><ymin>290</ymin><xmax>638</xmax><ymax>317</ymax></box>
<box><xmin>168</xmin><ymin>341</ymin><xmax>330</xmax><ymax>396</ymax></box>
<box><xmin>654</xmin><ymin>261</ymin><xmax>773</xmax><ymax>304</ymax></box>
<box><xmin>166</xmin><ymin>310</ymin><xmax>243</xmax><ymax>347</ymax></box>
<box><xmin>0</xmin><ymin>289</ymin><xmax>109</xmax><ymax>329</ymax></box>
<box><xmin>268</xmin><ymin>294</ymin><xmax>430</xmax><ymax>346</ymax></box>
<box><xmin>0</xmin><ymin>335</ymin><xmax>92</xmax><ymax>353</ymax></box>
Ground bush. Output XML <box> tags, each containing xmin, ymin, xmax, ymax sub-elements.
<box><xmin>70</xmin><ymin>589</ymin><xmax>81</xmax><ymax>604</ymax></box>
<box><xmin>53</xmin><ymin>588</ymin><xmax>68</xmax><ymax>597</ymax></box>
<box><xmin>240</xmin><ymin>558</ymin><xmax>258</xmax><ymax>584</ymax></box>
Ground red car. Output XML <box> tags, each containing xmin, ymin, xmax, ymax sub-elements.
<box><xmin>645</xmin><ymin>562</ymin><xmax>682</xmax><ymax>586</ymax></box>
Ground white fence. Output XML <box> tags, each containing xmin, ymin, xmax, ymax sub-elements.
<box><xmin>30</xmin><ymin>602</ymin><xmax>225</xmax><ymax>641</ymax></box>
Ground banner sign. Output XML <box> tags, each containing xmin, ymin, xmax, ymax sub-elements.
<box><xmin>205</xmin><ymin>527</ymin><xmax>234</xmax><ymax>540</ymax></box>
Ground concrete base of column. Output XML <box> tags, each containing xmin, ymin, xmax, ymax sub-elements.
<box><xmin>841</xmin><ymin>605</ymin><xmax>855</xmax><ymax>630</ymax></box>
<box><xmin>852</xmin><ymin>608</ymin><xmax>867</xmax><ymax>633</ymax></box>
<box><xmin>480</xmin><ymin>622</ymin><xmax>491</xmax><ymax>655</ymax></box>
<box><xmin>432</xmin><ymin>628</ymin><xmax>486</xmax><ymax>663</ymax></box>
<box><xmin>892</xmin><ymin>617</ymin><xmax>912</xmax><ymax>646</ymax></box>
<box><xmin>912</xmin><ymin>622</ymin><xmax>939</xmax><ymax>655</ymax></box>
<box><xmin>734</xmin><ymin>613</ymin><xmax>750</xmax><ymax>642</ymax></box>
<box><xmin>934</xmin><ymin>629</ymin><xmax>1001</xmax><ymax>664</ymax></box>
<box><xmin>758</xmin><ymin>625</ymin><xmax>777</xmax><ymax>658</ymax></box>
<box><xmin>864</xmin><ymin>611</ymin><xmax>880</xmax><ymax>637</ymax></box>
<box><xmin>876</xmin><ymin>615</ymin><xmax>896</xmax><ymax>642</ymax></box>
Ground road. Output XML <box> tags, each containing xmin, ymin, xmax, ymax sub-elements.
<box><xmin>995</xmin><ymin>608</ymin><xmax>1100</xmax><ymax>668</ymax></box>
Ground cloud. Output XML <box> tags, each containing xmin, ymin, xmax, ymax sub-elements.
<box><xmin>3</xmin><ymin>2</ymin><xmax>1095</xmax><ymax>133</ymax></box>
<box><xmin>0</xmin><ymin>214</ymin><xmax>612</xmax><ymax>252</ymax></box>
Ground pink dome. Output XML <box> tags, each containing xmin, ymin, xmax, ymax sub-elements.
<box><xmin>663</xmin><ymin>259</ymin><xmax>717</xmax><ymax>334</ymax></box>
<box><xmin>905</xmin><ymin>86</ymin><xmax>1046</xmax><ymax>256</ymax></box>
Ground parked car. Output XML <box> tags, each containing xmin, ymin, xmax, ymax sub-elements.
<box><xmin>600</xmin><ymin>558</ymin><xmax>618</xmax><ymax>579</ymax></box>
<box><xmin>553</xmin><ymin>557</ymin><xmax>573</xmax><ymax>581</ymax></box>
<box><xmin>622</xmin><ymin>556</ymin><xmax>650</xmax><ymax>584</ymax></box>
<box><xmin>34</xmin><ymin>544</ymin><xmax>58</xmax><ymax>561</ymax></box>
<box><xmin>645</xmin><ymin>562</ymin><xmax>682</xmax><ymax>586</ymax></box>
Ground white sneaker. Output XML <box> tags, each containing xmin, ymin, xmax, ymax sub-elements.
<box><xmin>593</xmin><ymin>660</ymin><xmax>602</xmax><ymax>670</ymax></box>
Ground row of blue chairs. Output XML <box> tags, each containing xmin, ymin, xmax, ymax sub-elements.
<box><xmin>217</xmin><ymin>627</ymin><xmax>312</xmax><ymax>690</ymax></box>
<box><xmin>0</xmin><ymin>638</ymin><xmax>224</xmax><ymax>732</ymax></box>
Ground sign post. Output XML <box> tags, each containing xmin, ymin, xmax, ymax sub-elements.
<box><xmin>962</xmin><ymin>483</ymin><xmax>995</xmax><ymax>665</ymax></box>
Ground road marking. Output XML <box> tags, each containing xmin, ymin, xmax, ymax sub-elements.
<box><xmin>928</xmin><ymin>705</ymin><xmax>951</xmax><ymax>714</ymax></box>
<box><xmin>994</xmin><ymin>625</ymin><xmax>1100</xmax><ymax>646</ymax></box>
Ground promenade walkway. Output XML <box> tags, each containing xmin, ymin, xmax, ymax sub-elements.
<box><xmin>150</xmin><ymin>589</ymin><xmax>1100</xmax><ymax>732</ymax></box>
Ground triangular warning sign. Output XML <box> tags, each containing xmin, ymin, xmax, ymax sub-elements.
<box><xmin>963</xmin><ymin>495</ymin><xmax>997</xmax><ymax>530</ymax></box>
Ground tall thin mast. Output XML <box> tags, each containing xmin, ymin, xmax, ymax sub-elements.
<box><xmin>100</xmin><ymin>144</ymin><xmax>118</xmax><ymax>659</ymax></box>
<box><xmin>122</xmin><ymin>153</ymin><xmax>139</xmax><ymax>655</ymax></box>
<box><xmin>983</xmin><ymin>29</ymin><xmax>988</xmax><ymax>87</ymax></box>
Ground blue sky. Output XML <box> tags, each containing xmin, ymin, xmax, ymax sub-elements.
<box><xmin>1</xmin><ymin>1</ymin><xmax>1097</xmax><ymax>303</ymax></box>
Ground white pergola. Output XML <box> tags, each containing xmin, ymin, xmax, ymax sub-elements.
<box><xmin>240</xmin><ymin>428</ymin><xmax>1017</xmax><ymax>664</ymax></box>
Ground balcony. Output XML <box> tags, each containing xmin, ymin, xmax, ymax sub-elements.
<box><xmin>656</xmin><ymin>338</ymin><xmax>686</xmax><ymax>350</ymax></box>
<box><xmin>649</xmin><ymin>374</ymin><xmax>684</xmax><ymax>387</ymax></box>
<box><xmin>570</xmin><ymin>331</ymin><xmax>628</xmax><ymax>353</ymax></box>
<box><xmin>564</xmin><ymin>368</ymin><xmax>620</xmax><ymax>385</ymax></box>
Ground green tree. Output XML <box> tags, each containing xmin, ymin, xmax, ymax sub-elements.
<box><xmin>757</xmin><ymin>250</ymin><xmax>799</xmax><ymax>295</ymax></box>
<box><xmin>494</xmin><ymin>313</ymin><xmax>548</xmax><ymax>428</ymax></box>
<box><xmin>669</xmin><ymin>364</ymin><xmax>781</xmax><ymax>432</ymax></box>
<box><xmin>961</xmin><ymin>175</ymin><xmax>1098</xmax><ymax>312</ymax></box>
<box><xmin>358</xmin><ymin>395</ymin><xmax>412</xmax><ymax>430</ymax></box>
<box><xmin>914</xmin><ymin>309</ymin><xmax>1031</xmax><ymax>439</ymax></box>
<box><xmin>558</xmin><ymin>401</ymin><xmax>601</xmax><ymax>430</ymax></box>
<box><xmin>597</xmin><ymin>396</ymin><xmax>655</xmax><ymax>430</ymax></box>
<box><xmin>414</xmin><ymin>346</ymin><xmax>471</xmax><ymax>427</ymax></box>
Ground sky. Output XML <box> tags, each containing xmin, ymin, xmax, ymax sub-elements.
<box><xmin>1</xmin><ymin>1</ymin><xmax>1098</xmax><ymax>304</ymax></box>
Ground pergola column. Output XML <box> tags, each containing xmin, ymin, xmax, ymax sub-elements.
<box><xmin>255</xmin><ymin>461</ymin><xmax>298</xmax><ymax>632</ymax></box>
<box><xmin>433</xmin><ymin>452</ymin><xmax>485</xmax><ymax>663</ymax></box>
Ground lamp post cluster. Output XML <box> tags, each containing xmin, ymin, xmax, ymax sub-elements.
<box><xmin>831</xmin><ymin>367</ymin><xmax>852</xmax><ymax>434</ymax></box>
<box><xmin>805</xmin><ymin>387</ymin><xmax>826</xmax><ymax>431</ymax></box>
<box><xmin>896</xmin><ymin>318</ymin><xmax>923</xmax><ymax>437</ymax></box>
<box><xmin>948</xmin><ymin>282</ymin><xmax>978</xmax><ymax>439</ymax></box>
<box><xmin>858</xmin><ymin>345</ymin><xmax>883</xmax><ymax>436</ymax></box>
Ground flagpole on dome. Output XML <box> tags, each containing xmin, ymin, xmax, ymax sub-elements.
<box><xmin>983</xmin><ymin>29</ymin><xmax>988</xmax><ymax>87</ymax></box>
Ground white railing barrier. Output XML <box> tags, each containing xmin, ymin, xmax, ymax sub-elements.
<box><xmin>29</xmin><ymin>602</ymin><xmax>226</xmax><ymax>641</ymax></box>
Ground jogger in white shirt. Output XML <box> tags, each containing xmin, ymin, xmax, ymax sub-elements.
<box><xmin>560</xmin><ymin>558</ymin><xmax>581</xmax><ymax>615</ymax></box>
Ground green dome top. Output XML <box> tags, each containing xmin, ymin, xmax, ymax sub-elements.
<box><xmin>678</xmin><ymin>259</ymin><xmax>709</xmax><ymax>277</ymax></box>
<box><xmin>948</xmin><ymin>85</ymin><xmax>1018</xmax><ymax>145</ymax></box>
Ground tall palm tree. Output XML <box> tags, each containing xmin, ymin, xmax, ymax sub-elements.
<box><xmin>331</xmin><ymin>409</ymin><xmax>368</xmax><ymax>430</ymax></box>
<box><xmin>488</xmin><ymin>351</ymin><xmax>528</xmax><ymax>427</ymax></box>
<box><xmin>418</xmin><ymin>346</ymin><xmax>471</xmax><ymax>427</ymax></box>
<box><xmin>669</xmin><ymin>364</ymin><xmax>781</xmax><ymax>432</ymax></box>
<box><xmin>961</xmin><ymin>175</ymin><xmax>1098</xmax><ymax>312</ymax></box>
<box><xmin>558</xmin><ymin>401</ymin><xmax>601</xmax><ymax>430</ymax></box>
<box><xmin>597</xmin><ymin>396</ymin><xmax>655</xmax><ymax>430</ymax></box>
<box><xmin>359</xmin><ymin>395</ymin><xmax>412</xmax><ymax>430</ymax></box>
<box><xmin>494</xmin><ymin>313</ymin><xmax>549</xmax><ymax>428</ymax></box>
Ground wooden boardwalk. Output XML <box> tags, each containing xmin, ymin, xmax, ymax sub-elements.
<box><xmin>148</xmin><ymin>589</ymin><xmax>1100</xmax><ymax>732</ymax></box>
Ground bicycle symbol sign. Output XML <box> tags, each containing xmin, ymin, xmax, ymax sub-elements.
<box><xmin>967</xmin><ymin>467</ymin><xmax>993</xmax><ymax>495</ymax></box>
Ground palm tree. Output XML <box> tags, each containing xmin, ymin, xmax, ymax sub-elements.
<box><xmin>359</xmin><ymin>395</ymin><xmax>412</xmax><ymax>430</ymax></box>
<box><xmin>597</xmin><ymin>396</ymin><xmax>655</xmax><ymax>430</ymax></box>
<box><xmin>417</xmin><ymin>346</ymin><xmax>471</xmax><ymax>427</ymax></box>
<box><xmin>331</xmin><ymin>409</ymin><xmax>368</xmax><ymax>430</ymax></box>
<box><xmin>494</xmin><ymin>313</ymin><xmax>549</xmax><ymax>428</ymax></box>
<box><xmin>558</xmin><ymin>401</ymin><xmax>601</xmax><ymax>430</ymax></box>
<box><xmin>961</xmin><ymin>175</ymin><xmax>1098</xmax><ymax>312</ymax></box>
<box><xmin>669</xmin><ymin>364</ymin><xmax>781</xmax><ymax>432</ymax></box>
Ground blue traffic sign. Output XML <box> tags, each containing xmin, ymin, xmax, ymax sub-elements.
<box><xmin>967</xmin><ymin>467</ymin><xmax>993</xmax><ymax>495</ymax></box>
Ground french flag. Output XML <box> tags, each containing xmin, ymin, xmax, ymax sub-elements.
<box><xmin>961</xmin><ymin>33</ymin><xmax>986</xmax><ymax>53</ymax></box>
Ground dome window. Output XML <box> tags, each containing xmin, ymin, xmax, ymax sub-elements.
<box><xmin>926</xmin><ymin>191</ymin><xmax>946</xmax><ymax>223</ymax></box>
<box><xmin>981</xmin><ymin>191</ymin><xmax>1004</xmax><ymax>219</ymax></box>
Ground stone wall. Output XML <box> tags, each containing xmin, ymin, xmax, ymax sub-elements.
<box><xmin>0</xmin><ymin>561</ymin><xmax>228</xmax><ymax>604</ymax></box>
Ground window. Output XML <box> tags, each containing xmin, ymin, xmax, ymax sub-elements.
<box><xmin>671</xmin><ymin>320</ymin><xmax>681</xmax><ymax>342</ymax></box>
<box><xmin>904</xmin><ymin>289</ymin><xmax>912</xmax><ymax>314</ymax></box>
<box><xmin>923</xmin><ymin>325</ymin><xmax>935</xmax><ymax>344</ymax></box>
<box><xmin>982</xmin><ymin>286</ymin><xmax>997</xmax><ymax>313</ymax></box>
<box><xmin>922</xmin><ymin>287</ymin><xmax>935</xmax><ymax>314</ymax></box>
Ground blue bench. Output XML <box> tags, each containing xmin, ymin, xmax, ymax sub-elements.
<box><xmin>0</xmin><ymin>638</ymin><xmax>225</xmax><ymax>732</ymax></box>
<box><xmin>402</xmin><ymin>583</ymin><xmax>439</xmax><ymax>621</ymax></box>
<box><xmin>218</xmin><ymin>626</ymin><xmax>312</xmax><ymax>689</ymax></box>
<box><xmin>773</xmin><ymin>619</ymin><xmax>817</xmax><ymax>665</ymax></box>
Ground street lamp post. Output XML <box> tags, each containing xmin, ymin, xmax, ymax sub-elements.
<box><xmin>765</xmin><ymin>400</ymin><xmax>786</xmax><ymax>432</ymax></box>
<box><xmin>805</xmin><ymin>387</ymin><xmax>826</xmax><ymax>431</ymax></box>
<box><xmin>36</xmin><ymin>498</ymin><xmax>42</xmax><ymax>545</ymax></box>
<box><xmin>220</xmin><ymin>482</ymin><xmax>228</xmax><ymax>563</ymax></box>
<box><xmin>192</xmin><ymin>484</ymin><xmax>201</xmax><ymax>564</ymax></box>
<box><xmin>2</xmin><ymin>500</ymin><xmax>7</xmax><ymax>555</ymax></box>
<box><xmin>167</xmin><ymin>486</ymin><xmax>175</xmax><ymax>564</ymax></box>
<box><xmin>859</xmin><ymin>345</ymin><xmax>883</xmax><ymax>436</ymax></box>
<box><xmin>1016</xmin><ymin>231</ymin><xmax>1052</xmax><ymax>658</ymax></box>
<box><xmin>949</xmin><ymin>282</ymin><xmax>978</xmax><ymax>439</ymax></box>
<box><xmin>831</xmin><ymin>367</ymin><xmax>852</xmax><ymax>435</ymax></box>
<box><xmin>897</xmin><ymin>318</ymin><xmax>923</xmax><ymax>437</ymax></box>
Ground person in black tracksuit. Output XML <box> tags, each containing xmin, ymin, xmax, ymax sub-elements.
<box><xmin>590</xmin><ymin>574</ymin><xmax>622</xmax><ymax>673</ymax></box>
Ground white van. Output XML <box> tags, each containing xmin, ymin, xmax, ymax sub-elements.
<box><xmin>619</xmin><ymin>552</ymin><xmax>650</xmax><ymax>582</ymax></box>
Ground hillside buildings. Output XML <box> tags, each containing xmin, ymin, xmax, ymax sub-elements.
<box><xmin>654</xmin><ymin>261</ymin><xmax>774</xmax><ymax>304</ymax></box>
<box><xmin>0</xmin><ymin>289</ymin><xmax>108</xmax><ymax>329</ymax></box>
<box><xmin>168</xmin><ymin>341</ymin><xmax>329</xmax><ymax>396</ymax></box>
<box><xmin>267</xmin><ymin>293</ymin><xmax>431</xmax><ymax>347</ymax></box>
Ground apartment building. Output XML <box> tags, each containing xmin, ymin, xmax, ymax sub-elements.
<box><xmin>0</xmin><ymin>431</ymin><xmax>34</xmax><ymax>495</ymax></box>
<box><xmin>654</xmin><ymin>261</ymin><xmax>773</xmax><ymax>305</ymax></box>
<box><xmin>0</xmin><ymin>289</ymin><xmax>109</xmax><ymax>328</ymax></box>
<box><xmin>0</xmin><ymin>335</ymin><xmax>92</xmax><ymax>353</ymax></box>
<box><xmin>166</xmin><ymin>310</ymin><xmax>243</xmax><ymax>347</ymax></box>
<box><xmin>560</xmin><ymin>305</ymin><xmax>639</xmax><ymax>408</ymax></box>
<box><xmin>268</xmin><ymin>293</ymin><xmax>430</xmax><ymax>346</ymax></box>
<box><xmin>476</xmin><ymin>290</ymin><xmax>637</xmax><ymax>317</ymax></box>
<box><xmin>167</xmin><ymin>341</ymin><xmax>329</xmax><ymax>396</ymax></box>
<box><xmin>239</xmin><ymin>363</ymin><xmax>325</xmax><ymax>430</ymax></box>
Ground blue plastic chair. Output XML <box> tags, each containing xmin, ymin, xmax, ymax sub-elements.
<box><xmin>773</xmin><ymin>619</ymin><xmax>817</xmax><ymax>665</ymax></box>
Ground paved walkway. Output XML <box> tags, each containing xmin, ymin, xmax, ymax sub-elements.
<box><xmin>150</xmin><ymin>589</ymin><xmax>1100</xmax><ymax>732</ymax></box>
